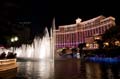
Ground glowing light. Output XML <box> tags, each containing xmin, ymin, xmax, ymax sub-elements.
<box><xmin>14</xmin><ymin>37</ymin><xmax>18</xmax><ymax>41</ymax></box>
<box><xmin>86</xmin><ymin>43</ymin><xmax>90</xmax><ymax>47</ymax></box>
<box><xmin>104</xmin><ymin>42</ymin><xmax>109</xmax><ymax>46</ymax></box>
<box><xmin>11</xmin><ymin>38</ymin><xmax>14</xmax><ymax>42</ymax></box>
<box><xmin>13</xmin><ymin>27</ymin><xmax>54</xmax><ymax>60</ymax></box>
<box><xmin>0</xmin><ymin>27</ymin><xmax>55</xmax><ymax>60</ymax></box>
<box><xmin>11</xmin><ymin>36</ymin><xmax>19</xmax><ymax>42</ymax></box>
<box><xmin>115</xmin><ymin>40</ymin><xmax>120</xmax><ymax>46</ymax></box>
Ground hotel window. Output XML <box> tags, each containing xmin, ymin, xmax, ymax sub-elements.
<box><xmin>99</xmin><ymin>27</ymin><xmax>102</xmax><ymax>34</ymax></box>
<box><xmin>89</xmin><ymin>30</ymin><xmax>91</xmax><ymax>36</ymax></box>
<box><xmin>77</xmin><ymin>32</ymin><xmax>79</xmax><ymax>41</ymax></box>
<box><xmin>105</xmin><ymin>25</ymin><xmax>107</xmax><ymax>30</ymax></box>
<box><xmin>61</xmin><ymin>34</ymin><xmax>63</xmax><ymax>44</ymax></box>
<box><xmin>68</xmin><ymin>34</ymin><xmax>71</xmax><ymax>43</ymax></box>
<box><xmin>56</xmin><ymin>36</ymin><xmax>58</xmax><ymax>43</ymax></box>
<box><xmin>64</xmin><ymin>34</ymin><xmax>66</xmax><ymax>43</ymax></box>
<box><xmin>58</xmin><ymin>35</ymin><xmax>60</xmax><ymax>43</ymax></box>
<box><xmin>85</xmin><ymin>30</ymin><xmax>87</xmax><ymax>37</ymax></box>
<box><xmin>88</xmin><ymin>30</ymin><xmax>90</xmax><ymax>37</ymax></box>
<box><xmin>93</xmin><ymin>29</ymin><xmax>95</xmax><ymax>35</ymax></box>
<box><xmin>107</xmin><ymin>25</ymin><xmax>110</xmax><ymax>29</ymax></box>
<box><xmin>72</xmin><ymin>33</ymin><xmax>74</xmax><ymax>43</ymax></box>
<box><xmin>79</xmin><ymin>32</ymin><xmax>82</xmax><ymax>41</ymax></box>
<box><xmin>96</xmin><ymin>28</ymin><xmax>99</xmax><ymax>34</ymax></box>
<box><xmin>60</xmin><ymin>35</ymin><xmax>62</xmax><ymax>43</ymax></box>
<box><xmin>101</xmin><ymin>26</ymin><xmax>104</xmax><ymax>33</ymax></box>
<box><xmin>57</xmin><ymin>35</ymin><xmax>59</xmax><ymax>44</ymax></box>
<box><xmin>84</xmin><ymin>31</ymin><xmax>87</xmax><ymax>37</ymax></box>
<box><xmin>87</xmin><ymin>30</ymin><xmax>89</xmax><ymax>37</ymax></box>
<box><xmin>91</xmin><ymin>29</ymin><xmax>94</xmax><ymax>36</ymax></box>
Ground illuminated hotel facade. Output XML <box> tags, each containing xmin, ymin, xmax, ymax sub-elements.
<box><xmin>54</xmin><ymin>15</ymin><xmax>115</xmax><ymax>50</ymax></box>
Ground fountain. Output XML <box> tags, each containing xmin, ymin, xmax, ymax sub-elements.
<box><xmin>0</xmin><ymin>18</ymin><xmax>56</xmax><ymax>61</ymax></box>
<box><xmin>0</xmin><ymin>19</ymin><xmax>55</xmax><ymax>79</ymax></box>
<box><xmin>15</xmin><ymin>27</ymin><xmax>54</xmax><ymax>60</ymax></box>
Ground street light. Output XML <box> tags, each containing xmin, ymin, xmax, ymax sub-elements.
<box><xmin>14</xmin><ymin>36</ymin><xmax>18</xmax><ymax>41</ymax></box>
<box><xmin>11</xmin><ymin>36</ymin><xmax>19</xmax><ymax>53</ymax></box>
<box><xmin>11</xmin><ymin>36</ymin><xmax>18</xmax><ymax>42</ymax></box>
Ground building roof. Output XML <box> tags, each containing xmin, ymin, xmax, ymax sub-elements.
<box><xmin>57</xmin><ymin>15</ymin><xmax>115</xmax><ymax>30</ymax></box>
<box><xmin>81</xmin><ymin>15</ymin><xmax>105</xmax><ymax>24</ymax></box>
<box><xmin>59</xmin><ymin>15</ymin><xmax>106</xmax><ymax>28</ymax></box>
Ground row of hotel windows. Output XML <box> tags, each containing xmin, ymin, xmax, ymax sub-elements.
<box><xmin>56</xmin><ymin>42</ymin><xmax>99</xmax><ymax>49</ymax></box>
<box><xmin>59</xmin><ymin>23</ymin><xmax>113</xmax><ymax>33</ymax></box>
<box><xmin>56</xmin><ymin>43</ymin><xmax>79</xmax><ymax>48</ymax></box>
<box><xmin>56</xmin><ymin>25</ymin><xmax>112</xmax><ymax>44</ymax></box>
<box><xmin>83</xmin><ymin>20</ymin><xmax>114</xmax><ymax>29</ymax></box>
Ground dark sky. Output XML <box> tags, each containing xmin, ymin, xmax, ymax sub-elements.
<box><xmin>9</xmin><ymin>0</ymin><xmax>120</xmax><ymax>33</ymax></box>
<box><xmin>0</xmin><ymin>0</ymin><xmax>119</xmax><ymax>32</ymax></box>
<box><xmin>0</xmin><ymin>0</ymin><xmax>119</xmax><ymax>45</ymax></box>
<box><xmin>31</xmin><ymin>0</ymin><xmax>119</xmax><ymax>30</ymax></box>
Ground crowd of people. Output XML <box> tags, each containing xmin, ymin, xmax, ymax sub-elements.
<box><xmin>0</xmin><ymin>52</ymin><xmax>16</xmax><ymax>59</ymax></box>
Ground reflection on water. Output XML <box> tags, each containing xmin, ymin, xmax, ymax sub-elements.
<box><xmin>100</xmin><ymin>63</ymin><xmax>120</xmax><ymax>79</ymax></box>
<box><xmin>85</xmin><ymin>63</ymin><xmax>102</xmax><ymax>79</ymax></box>
<box><xmin>17</xmin><ymin>60</ymin><xmax>54</xmax><ymax>79</ymax></box>
<box><xmin>54</xmin><ymin>59</ymin><xmax>81</xmax><ymax>79</ymax></box>
<box><xmin>1</xmin><ymin>59</ymin><xmax>120</xmax><ymax>79</ymax></box>
<box><xmin>54</xmin><ymin>59</ymin><xmax>120</xmax><ymax>79</ymax></box>
<box><xmin>0</xmin><ymin>68</ymin><xmax>17</xmax><ymax>79</ymax></box>
<box><xmin>85</xmin><ymin>62</ymin><xmax>120</xmax><ymax>79</ymax></box>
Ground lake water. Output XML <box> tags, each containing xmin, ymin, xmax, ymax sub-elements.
<box><xmin>0</xmin><ymin>59</ymin><xmax>120</xmax><ymax>79</ymax></box>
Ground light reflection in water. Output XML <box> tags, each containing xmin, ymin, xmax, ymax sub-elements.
<box><xmin>16</xmin><ymin>60</ymin><xmax>120</xmax><ymax>79</ymax></box>
<box><xmin>85</xmin><ymin>62</ymin><xmax>101</xmax><ymax>79</ymax></box>
<box><xmin>17</xmin><ymin>61</ymin><xmax>54</xmax><ymax>79</ymax></box>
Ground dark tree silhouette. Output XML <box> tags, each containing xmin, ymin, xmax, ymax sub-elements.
<box><xmin>78</xmin><ymin>43</ymin><xmax>86</xmax><ymax>57</ymax></box>
<box><xmin>102</xmin><ymin>25</ymin><xmax>120</xmax><ymax>48</ymax></box>
<box><xmin>95</xmin><ymin>39</ymin><xmax>104</xmax><ymax>49</ymax></box>
<box><xmin>102</xmin><ymin>25</ymin><xmax>120</xmax><ymax>41</ymax></box>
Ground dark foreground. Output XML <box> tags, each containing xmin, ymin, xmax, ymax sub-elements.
<box><xmin>0</xmin><ymin>59</ymin><xmax>120</xmax><ymax>79</ymax></box>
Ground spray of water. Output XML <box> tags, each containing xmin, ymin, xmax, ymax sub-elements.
<box><xmin>16</xmin><ymin>28</ymin><xmax>53</xmax><ymax>60</ymax></box>
<box><xmin>0</xmin><ymin>18</ymin><xmax>56</xmax><ymax>61</ymax></box>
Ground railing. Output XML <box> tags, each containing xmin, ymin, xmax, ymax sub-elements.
<box><xmin>0</xmin><ymin>59</ymin><xmax>17</xmax><ymax>71</ymax></box>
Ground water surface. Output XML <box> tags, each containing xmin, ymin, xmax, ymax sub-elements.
<box><xmin>0</xmin><ymin>59</ymin><xmax>120</xmax><ymax>79</ymax></box>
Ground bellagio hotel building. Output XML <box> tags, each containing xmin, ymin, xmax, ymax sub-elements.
<box><xmin>54</xmin><ymin>15</ymin><xmax>115</xmax><ymax>50</ymax></box>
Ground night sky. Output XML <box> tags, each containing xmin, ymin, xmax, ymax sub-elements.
<box><xmin>0</xmin><ymin>0</ymin><xmax>119</xmax><ymax>45</ymax></box>
<box><xmin>32</xmin><ymin>0</ymin><xmax>119</xmax><ymax>25</ymax></box>
<box><xmin>18</xmin><ymin>0</ymin><xmax>120</xmax><ymax>34</ymax></box>
<box><xmin>0</xmin><ymin>0</ymin><xmax>119</xmax><ymax>34</ymax></box>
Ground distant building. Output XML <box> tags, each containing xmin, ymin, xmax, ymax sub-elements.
<box><xmin>54</xmin><ymin>15</ymin><xmax>115</xmax><ymax>50</ymax></box>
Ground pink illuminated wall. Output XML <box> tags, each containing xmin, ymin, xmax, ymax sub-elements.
<box><xmin>55</xmin><ymin>16</ymin><xmax>115</xmax><ymax>49</ymax></box>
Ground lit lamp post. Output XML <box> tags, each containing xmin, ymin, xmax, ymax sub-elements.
<box><xmin>11</xmin><ymin>36</ymin><xmax>19</xmax><ymax>53</ymax></box>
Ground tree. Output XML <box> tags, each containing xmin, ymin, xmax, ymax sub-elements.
<box><xmin>102</xmin><ymin>25</ymin><xmax>120</xmax><ymax>48</ymax></box>
<box><xmin>95</xmin><ymin>39</ymin><xmax>104</xmax><ymax>49</ymax></box>
<box><xmin>78</xmin><ymin>43</ymin><xmax>86</xmax><ymax>57</ymax></box>
<box><xmin>102</xmin><ymin>25</ymin><xmax>120</xmax><ymax>41</ymax></box>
